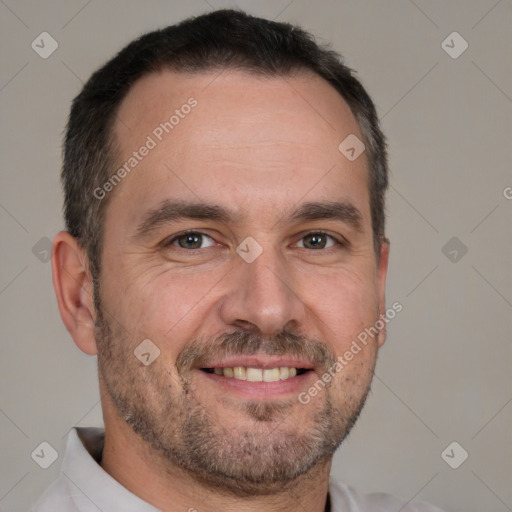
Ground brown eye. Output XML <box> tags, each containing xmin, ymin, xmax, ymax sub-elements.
<box><xmin>298</xmin><ymin>233</ymin><xmax>337</xmax><ymax>250</ymax></box>
<box><xmin>167</xmin><ymin>232</ymin><xmax>215</xmax><ymax>250</ymax></box>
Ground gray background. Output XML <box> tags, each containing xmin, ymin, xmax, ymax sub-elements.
<box><xmin>1</xmin><ymin>1</ymin><xmax>511</xmax><ymax>511</ymax></box>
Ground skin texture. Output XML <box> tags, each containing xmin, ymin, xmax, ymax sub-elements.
<box><xmin>52</xmin><ymin>70</ymin><xmax>389</xmax><ymax>512</ymax></box>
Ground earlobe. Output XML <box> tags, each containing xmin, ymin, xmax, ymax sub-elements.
<box><xmin>51</xmin><ymin>231</ymin><xmax>98</xmax><ymax>355</ymax></box>
<box><xmin>376</xmin><ymin>238</ymin><xmax>390</xmax><ymax>348</ymax></box>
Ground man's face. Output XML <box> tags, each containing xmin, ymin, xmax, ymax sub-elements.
<box><xmin>94</xmin><ymin>70</ymin><xmax>388</xmax><ymax>495</ymax></box>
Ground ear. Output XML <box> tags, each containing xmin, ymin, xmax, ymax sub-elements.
<box><xmin>51</xmin><ymin>231</ymin><xmax>98</xmax><ymax>355</ymax></box>
<box><xmin>376</xmin><ymin>238</ymin><xmax>390</xmax><ymax>348</ymax></box>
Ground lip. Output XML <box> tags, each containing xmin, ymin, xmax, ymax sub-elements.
<box><xmin>197</xmin><ymin>356</ymin><xmax>315</xmax><ymax>371</ymax></box>
<box><xmin>196</xmin><ymin>367</ymin><xmax>318</xmax><ymax>399</ymax></box>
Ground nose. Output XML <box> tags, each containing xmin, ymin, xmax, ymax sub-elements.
<box><xmin>219</xmin><ymin>246</ymin><xmax>306</xmax><ymax>336</ymax></box>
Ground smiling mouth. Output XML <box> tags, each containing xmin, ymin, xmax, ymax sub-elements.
<box><xmin>201</xmin><ymin>367</ymin><xmax>310</xmax><ymax>382</ymax></box>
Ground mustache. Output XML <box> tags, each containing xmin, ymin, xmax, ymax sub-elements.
<box><xmin>175</xmin><ymin>330</ymin><xmax>337</xmax><ymax>374</ymax></box>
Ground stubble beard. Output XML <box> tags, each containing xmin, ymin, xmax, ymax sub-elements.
<box><xmin>94</xmin><ymin>297</ymin><xmax>375</xmax><ymax>497</ymax></box>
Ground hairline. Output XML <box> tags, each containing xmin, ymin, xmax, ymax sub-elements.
<box><xmin>96</xmin><ymin>65</ymin><xmax>379</xmax><ymax>257</ymax></box>
<box><xmin>83</xmin><ymin>63</ymin><xmax>383</xmax><ymax>300</ymax></box>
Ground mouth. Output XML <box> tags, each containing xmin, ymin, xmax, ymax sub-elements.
<box><xmin>195</xmin><ymin>356</ymin><xmax>317</xmax><ymax>399</ymax></box>
<box><xmin>201</xmin><ymin>366</ymin><xmax>310</xmax><ymax>382</ymax></box>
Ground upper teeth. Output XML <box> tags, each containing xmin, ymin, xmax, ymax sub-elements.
<box><xmin>212</xmin><ymin>367</ymin><xmax>298</xmax><ymax>382</ymax></box>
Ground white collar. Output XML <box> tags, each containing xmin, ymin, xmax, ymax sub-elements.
<box><xmin>61</xmin><ymin>427</ymin><xmax>349</xmax><ymax>511</ymax></box>
<box><xmin>61</xmin><ymin>427</ymin><xmax>160</xmax><ymax>511</ymax></box>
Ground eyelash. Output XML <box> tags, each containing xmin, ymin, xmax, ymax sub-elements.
<box><xmin>161</xmin><ymin>230</ymin><xmax>347</xmax><ymax>252</ymax></box>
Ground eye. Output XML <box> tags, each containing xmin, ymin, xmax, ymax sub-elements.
<box><xmin>165</xmin><ymin>231</ymin><xmax>216</xmax><ymax>250</ymax></box>
<box><xmin>296</xmin><ymin>232</ymin><xmax>340</xmax><ymax>250</ymax></box>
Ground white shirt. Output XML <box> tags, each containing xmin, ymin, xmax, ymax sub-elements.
<box><xmin>32</xmin><ymin>428</ymin><xmax>444</xmax><ymax>512</ymax></box>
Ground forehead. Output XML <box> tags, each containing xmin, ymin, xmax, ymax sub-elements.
<box><xmin>108</xmin><ymin>69</ymin><xmax>369</xmax><ymax>227</ymax></box>
<box><xmin>115</xmin><ymin>68</ymin><xmax>362</xmax><ymax>154</ymax></box>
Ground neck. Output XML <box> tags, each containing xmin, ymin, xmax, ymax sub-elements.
<box><xmin>100</xmin><ymin>398</ymin><xmax>332</xmax><ymax>512</ymax></box>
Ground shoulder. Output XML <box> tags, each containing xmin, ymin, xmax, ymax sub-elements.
<box><xmin>329</xmin><ymin>478</ymin><xmax>446</xmax><ymax>512</ymax></box>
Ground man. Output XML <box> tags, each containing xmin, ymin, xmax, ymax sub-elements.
<box><xmin>34</xmin><ymin>9</ymin><xmax>443</xmax><ymax>512</ymax></box>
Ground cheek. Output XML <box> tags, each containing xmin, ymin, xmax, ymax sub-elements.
<box><xmin>304</xmin><ymin>266</ymin><xmax>380</xmax><ymax>340</ymax></box>
<box><xmin>103</xmin><ymin>267</ymin><xmax>221</xmax><ymax>352</ymax></box>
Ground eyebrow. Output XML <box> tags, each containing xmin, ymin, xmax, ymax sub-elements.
<box><xmin>288</xmin><ymin>201</ymin><xmax>362</xmax><ymax>230</ymax></box>
<box><xmin>134</xmin><ymin>199</ymin><xmax>363</xmax><ymax>239</ymax></box>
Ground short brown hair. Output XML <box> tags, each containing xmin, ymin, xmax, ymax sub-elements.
<box><xmin>62</xmin><ymin>8</ymin><xmax>388</xmax><ymax>287</ymax></box>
